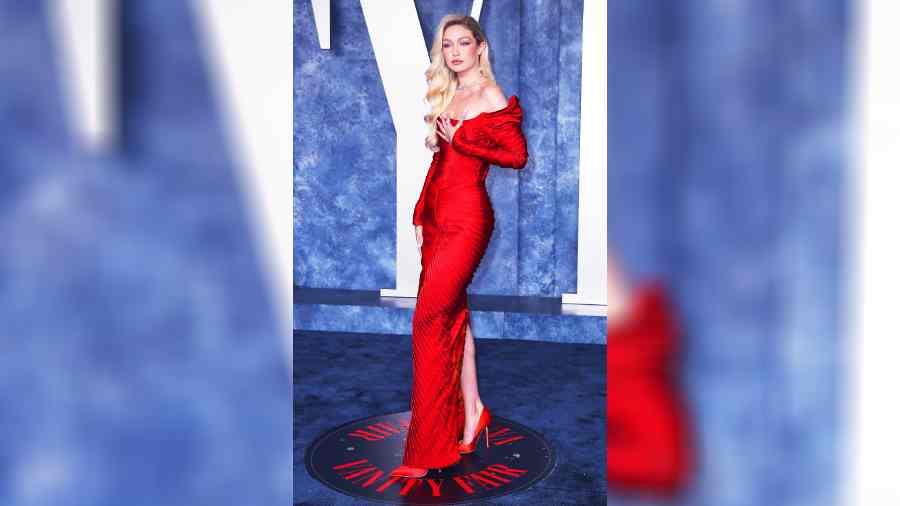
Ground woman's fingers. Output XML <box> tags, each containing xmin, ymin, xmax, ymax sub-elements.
<box><xmin>436</xmin><ymin>113</ymin><xmax>462</xmax><ymax>144</ymax></box>
<box><xmin>440</xmin><ymin>117</ymin><xmax>454</xmax><ymax>142</ymax></box>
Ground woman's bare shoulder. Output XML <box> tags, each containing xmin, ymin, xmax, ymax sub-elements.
<box><xmin>479</xmin><ymin>83</ymin><xmax>508</xmax><ymax>111</ymax></box>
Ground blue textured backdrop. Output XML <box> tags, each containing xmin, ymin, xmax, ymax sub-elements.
<box><xmin>1</xmin><ymin>2</ymin><xmax>290</xmax><ymax>504</ymax></box>
<box><xmin>294</xmin><ymin>0</ymin><xmax>587</xmax><ymax>297</ymax></box>
<box><xmin>609</xmin><ymin>1</ymin><xmax>849</xmax><ymax>505</ymax></box>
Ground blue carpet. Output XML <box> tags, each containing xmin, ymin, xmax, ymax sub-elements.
<box><xmin>294</xmin><ymin>330</ymin><xmax>606</xmax><ymax>505</ymax></box>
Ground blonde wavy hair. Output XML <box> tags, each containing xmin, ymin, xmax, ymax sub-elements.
<box><xmin>424</xmin><ymin>14</ymin><xmax>497</xmax><ymax>147</ymax></box>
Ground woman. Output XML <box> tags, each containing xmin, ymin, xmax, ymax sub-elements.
<box><xmin>390</xmin><ymin>14</ymin><xmax>528</xmax><ymax>478</ymax></box>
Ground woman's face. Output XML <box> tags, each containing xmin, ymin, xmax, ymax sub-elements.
<box><xmin>442</xmin><ymin>24</ymin><xmax>482</xmax><ymax>74</ymax></box>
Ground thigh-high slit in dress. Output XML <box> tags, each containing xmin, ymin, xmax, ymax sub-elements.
<box><xmin>401</xmin><ymin>95</ymin><xmax>528</xmax><ymax>469</ymax></box>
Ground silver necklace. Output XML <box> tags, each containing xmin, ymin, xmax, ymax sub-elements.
<box><xmin>457</xmin><ymin>77</ymin><xmax>485</xmax><ymax>91</ymax></box>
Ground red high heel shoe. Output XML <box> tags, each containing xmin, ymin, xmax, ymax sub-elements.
<box><xmin>458</xmin><ymin>405</ymin><xmax>492</xmax><ymax>454</ymax></box>
<box><xmin>389</xmin><ymin>465</ymin><xmax>428</xmax><ymax>478</ymax></box>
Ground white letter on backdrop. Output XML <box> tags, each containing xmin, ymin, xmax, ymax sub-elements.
<box><xmin>562</xmin><ymin>0</ymin><xmax>606</xmax><ymax>306</ymax></box>
<box><xmin>50</xmin><ymin>0</ymin><xmax>116</xmax><ymax>150</ymax></box>
<box><xmin>359</xmin><ymin>1</ymin><xmax>433</xmax><ymax>298</ymax></box>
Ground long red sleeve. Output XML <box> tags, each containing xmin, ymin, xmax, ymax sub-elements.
<box><xmin>453</xmin><ymin>96</ymin><xmax>528</xmax><ymax>170</ymax></box>
<box><xmin>412</xmin><ymin>151</ymin><xmax>439</xmax><ymax>226</ymax></box>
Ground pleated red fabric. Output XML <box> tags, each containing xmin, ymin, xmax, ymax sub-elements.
<box><xmin>402</xmin><ymin>95</ymin><xmax>528</xmax><ymax>468</ymax></box>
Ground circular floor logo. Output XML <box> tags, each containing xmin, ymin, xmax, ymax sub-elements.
<box><xmin>304</xmin><ymin>411</ymin><xmax>555</xmax><ymax>505</ymax></box>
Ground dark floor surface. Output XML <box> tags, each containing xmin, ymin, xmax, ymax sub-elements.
<box><xmin>294</xmin><ymin>330</ymin><xmax>606</xmax><ymax>505</ymax></box>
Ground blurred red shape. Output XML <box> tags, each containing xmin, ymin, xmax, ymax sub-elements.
<box><xmin>608</xmin><ymin>281</ymin><xmax>693</xmax><ymax>493</ymax></box>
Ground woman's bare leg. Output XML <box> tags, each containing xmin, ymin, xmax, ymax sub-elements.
<box><xmin>460</xmin><ymin>322</ymin><xmax>484</xmax><ymax>443</ymax></box>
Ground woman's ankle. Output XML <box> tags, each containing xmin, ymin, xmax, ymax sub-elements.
<box><xmin>467</xmin><ymin>399</ymin><xmax>484</xmax><ymax>420</ymax></box>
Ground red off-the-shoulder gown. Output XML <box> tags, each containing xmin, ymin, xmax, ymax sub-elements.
<box><xmin>402</xmin><ymin>95</ymin><xmax>528</xmax><ymax>469</ymax></box>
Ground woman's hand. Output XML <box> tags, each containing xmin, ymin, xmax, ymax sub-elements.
<box><xmin>436</xmin><ymin>106</ymin><xmax>469</xmax><ymax>146</ymax></box>
<box><xmin>415</xmin><ymin>225</ymin><xmax>423</xmax><ymax>248</ymax></box>
<box><xmin>425</xmin><ymin>135</ymin><xmax>440</xmax><ymax>152</ymax></box>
